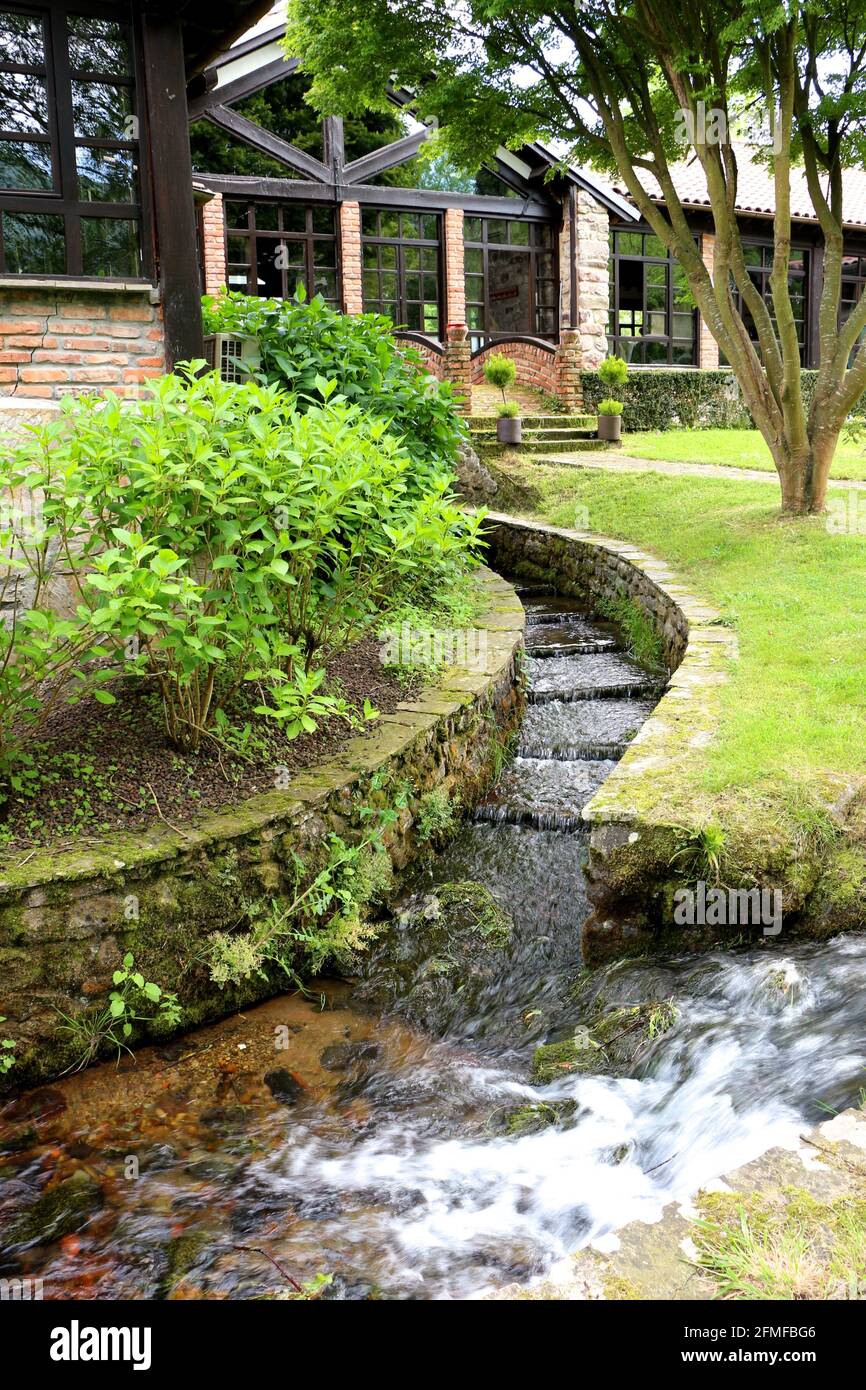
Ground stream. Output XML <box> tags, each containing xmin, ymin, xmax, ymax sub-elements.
<box><xmin>1</xmin><ymin>584</ymin><xmax>865</xmax><ymax>1300</ymax></box>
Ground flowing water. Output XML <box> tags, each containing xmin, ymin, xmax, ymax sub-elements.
<box><xmin>1</xmin><ymin>586</ymin><xmax>865</xmax><ymax>1301</ymax></box>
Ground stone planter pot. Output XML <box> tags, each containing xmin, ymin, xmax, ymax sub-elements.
<box><xmin>497</xmin><ymin>416</ymin><xmax>522</xmax><ymax>446</ymax></box>
<box><xmin>598</xmin><ymin>414</ymin><xmax>622</xmax><ymax>442</ymax></box>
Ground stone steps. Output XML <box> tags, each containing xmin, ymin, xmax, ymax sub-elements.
<box><xmin>467</xmin><ymin>413</ymin><xmax>596</xmax><ymax>430</ymax></box>
<box><xmin>528</xmin><ymin>681</ymin><xmax>666</xmax><ymax>704</ymax></box>
<box><xmin>477</xmin><ymin>436</ymin><xmax>610</xmax><ymax>455</ymax></box>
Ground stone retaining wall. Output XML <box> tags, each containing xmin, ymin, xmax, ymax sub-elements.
<box><xmin>480</xmin><ymin>513</ymin><xmax>739</xmax><ymax>963</ymax></box>
<box><xmin>0</xmin><ymin>568</ymin><xmax>525</xmax><ymax>1090</ymax></box>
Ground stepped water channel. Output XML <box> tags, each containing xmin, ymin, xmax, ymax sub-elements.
<box><xmin>1</xmin><ymin>584</ymin><xmax>866</xmax><ymax>1300</ymax></box>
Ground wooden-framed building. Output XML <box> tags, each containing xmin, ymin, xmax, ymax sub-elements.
<box><xmin>0</xmin><ymin>0</ymin><xmax>271</xmax><ymax>400</ymax></box>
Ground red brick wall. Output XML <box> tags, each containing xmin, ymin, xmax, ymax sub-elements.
<box><xmin>470</xmin><ymin>339</ymin><xmax>560</xmax><ymax>395</ymax></box>
<box><xmin>444</xmin><ymin>207</ymin><xmax>465</xmax><ymax>327</ymax></box>
<box><xmin>0</xmin><ymin>287</ymin><xmax>165</xmax><ymax>399</ymax></box>
<box><xmin>201</xmin><ymin>193</ymin><xmax>227</xmax><ymax>296</ymax></box>
<box><xmin>340</xmin><ymin>201</ymin><xmax>364</xmax><ymax>315</ymax></box>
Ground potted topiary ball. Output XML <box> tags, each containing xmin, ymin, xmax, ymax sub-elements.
<box><xmin>483</xmin><ymin>353</ymin><xmax>522</xmax><ymax>443</ymax></box>
<box><xmin>496</xmin><ymin>400</ymin><xmax>522</xmax><ymax>445</ymax></box>
<box><xmin>596</xmin><ymin>355</ymin><xmax>628</xmax><ymax>439</ymax></box>
<box><xmin>597</xmin><ymin>398</ymin><xmax>624</xmax><ymax>442</ymax></box>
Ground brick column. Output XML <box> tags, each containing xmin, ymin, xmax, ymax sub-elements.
<box><xmin>201</xmin><ymin>193</ymin><xmax>227</xmax><ymax>296</ymax></box>
<box><xmin>340</xmin><ymin>201</ymin><xmax>364</xmax><ymax>315</ymax></box>
<box><xmin>699</xmin><ymin>232</ymin><xmax>719</xmax><ymax>368</ymax></box>
<box><xmin>557</xmin><ymin>329</ymin><xmax>584</xmax><ymax>413</ymax></box>
<box><xmin>442</xmin><ymin>206</ymin><xmax>471</xmax><ymax>411</ymax></box>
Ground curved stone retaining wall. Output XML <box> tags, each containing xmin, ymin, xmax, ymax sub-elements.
<box><xmin>480</xmin><ymin>513</ymin><xmax>739</xmax><ymax>962</ymax></box>
<box><xmin>0</xmin><ymin>568</ymin><xmax>525</xmax><ymax>1089</ymax></box>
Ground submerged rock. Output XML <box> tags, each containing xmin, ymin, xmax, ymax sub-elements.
<box><xmin>352</xmin><ymin>880</ymin><xmax>513</xmax><ymax>1034</ymax></box>
<box><xmin>491</xmin><ymin>1099</ymin><xmax>578</xmax><ymax>1137</ymax></box>
<box><xmin>264</xmin><ymin>1069</ymin><xmax>305</xmax><ymax>1105</ymax></box>
<box><xmin>533</xmin><ymin>1001</ymin><xmax>678</xmax><ymax>1084</ymax></box>
<box><xmin>4</xmin><ymin>1170</ymin><xmax>103</xmax><ymax>1249</ymax></box>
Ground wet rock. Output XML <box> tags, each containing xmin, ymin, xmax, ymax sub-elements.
<box><xmin>264</xmin><ymin>1069</ymin><xmax>305</xmax><ymax>1105</ymax></box>
<box><xmin>4</xmin><ymin>1169</ymin><xmax>103</xmax><ymax>1249</ymax></box>
<box><xmin>1</xmin><ymin>1087</ymin><xmax>67</xmax><ymax>1124</ymax></box>
<box><xmin>491</xmin><ymin>1099</ymin><xmax>578</xmax><ymax>1137</ymax></box>
<box><xmin>352</xmin><ymin>881</ymin><xmax>513</xmax><ymax>1034</ymax></box>
<box><xmin>533</xmin><ymin>997</ymin><xmax>678</xmax><ymax>1084</ymax></box>
<box><xmin>199</xmin><ymin>1104</ymin><xmax>250</xmax><ymax>1132</ymax></box>
<box><xmin>159</xmin><ymin>1228</ymin><xmax>213</xmax><ymax>1296</ymax></box>
<box><xmin>318</xmin><ymin>1042</ymin><xmax>380</xmax><ymax>1072</ymax></box>
<box><xmin>0</xmin><ymin>1124</ymin><xmax>38</xmax><ymax>1156</ymax></box>
<box><xmin>533</xmin><ymin>1029</ymin><xmax>605</xmax><ymax>1083</ymax></box>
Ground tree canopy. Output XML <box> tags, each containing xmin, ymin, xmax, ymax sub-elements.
<box><xmin>287</xmin><ymin>0</ymin><xmax>866</xmax><ymax>512</ymax></box>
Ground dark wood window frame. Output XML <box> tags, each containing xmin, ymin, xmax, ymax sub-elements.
<box><xmin>0</xmin><ymin>0</ymin><xmax>149</xmax><ymax>279</ymax></box>
<box><xmin>728</xmin><ymin>237</ymin><xmax>810</xmax><ymax>368</ymax></box>
<box><xmin>223</xmin><ymin>197</ymin><xmax>340</xmax><ymax>305</ymax></box>
<box><xmin>360</xmin><ymin>206</ymin><xmax>442</xmax><ymax>337</ymax></box>
<box><xmin>464</xmin><ymin>214</ymin><xmax>558</xmax><ymax>350</ymax></box>
<box><xmin>608</xmin><ymin>225</ymin><xmax>697</xmax><ymax>366</ymax></box>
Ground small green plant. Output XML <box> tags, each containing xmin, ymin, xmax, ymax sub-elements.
<box><xmin>496</xmin><ymin>401</ymin><xmax>520</xmax><ymax>418</ymax></box>
<box><xmin>0</xmin><ymin>1018</ymin><xmax>15</xmax><ymax>1075</ymax></box>
<box><xmin>55</xmin><ymin>954</ymin><xmax>182</xmax><ymax>1070</ymax></box>
<box><xmin>597</xmin><ymin>592</ymin><xmax>665</xmax><ymax>671</ymax></box>
<box><xmin>483</xmin><ymin>352</ymin><xmax>517</xmax><ymax>406</ymax></box>
<box><xmin>598</xmin><ymin>355</ymin><xmax>629</xmax><ymax>391</ymax></box>
<box><xmin>596</xmin><ymin>397</ymin><xmax>624</xmax><ymax>417</ymax></box>
<box><xmin>647</xmin><ymin>1000</ymin><xmax>678</xmax><ymax>1040</ymax></box>
<box><xmin>415</xmin><ymin>785</ymin><xmax>459</xmax><ymax>843</ymax></box>
<box><xmin>670</xmin><ymin>822</ymin><xmax>728</xmax><ymax>884</ymax></box>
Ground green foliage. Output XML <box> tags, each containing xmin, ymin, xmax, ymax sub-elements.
<box><xmin>496</xmin><ymin>401</ymin><xmax>520</xmax><ymax>418</ymax></box>
<box><xmin>483</xmin><ymin>353</ymin><xmax>517</xmax><ymax>407</ymax></box>
<box><xmin>5</xmin><ymin>367</ymin><xmax>481</xmax><ymax>766</ymax></box>
<box><xmin>596</xmin><ymin>398</ymin><xmax>624</xmax><ymax>417</ymax></box>
<box><xmin>0</xmin><ymin>1017</ymin><xmax>15</xmax><ymax>1074</ymax></box>
<box><xmin>56</xmin><ymin>954</ymin><xmax>181</xmax><ymax>1070</ymax></box>
<box><xmin>206</xmin><ymin>806</ymin><xmax>399</xmax><ymax>989</ymax></box>
<box><xmin>670</xmin><ymin>822</ymin><xmax>728</xmax><ymax>884</ymax></box>
<box><xmin>598</xmin><ymin>355</ymin><xmax>628</xmax><ymax>391</ymax></box>
<box><xmin>581</xmin><ymin>370</ymin><xmax>754</xmax><ymax>431</ymax></box>
<box><xmin>415</xmin><ymin>785</ymin><xmax>459</xmax><ymax>843</ymax></box>
<box><xmin>597</xmin><ymin>592</ymin><xmax>665</xmax><ymax>671</ymax></box>
<box><xmin>202</xmin><ymin>289</ymin><xmax>465</xmax><ymax>477</ymax></box>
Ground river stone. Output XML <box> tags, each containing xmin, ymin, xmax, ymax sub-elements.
<box><xmin>352</xmin><ymin>880</ymin><xmax>513</xmax><ymax>1034</ymax></box>
<box><xmin>455</xmin><ymin>440</ymin><xmax>498</xmax><ymax>501</ymax></box>
<box><xmin>4</xmin><ymin>1169</ymin><xmax>104</xmax><ymax>1249</ymax></box>
<box><xmin>533</xmin><ymin>1000</ymin><xmax>678</xmax><ymax>1084</ymax></box>
<box><xmin>264</xmin><ymin>1069</ymin><xmax>305</xmax><ymax>1104</ymax></box>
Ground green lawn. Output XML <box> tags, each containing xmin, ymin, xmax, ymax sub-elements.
<box><xmin>622</xmin><ymin>427</ymin><xmax>866</xmax><ymax>481</ymax></box>
<box><xmin>501</xmin><ymin>457</ymin><xmax>866</xmax><ymax>856</ymax></box>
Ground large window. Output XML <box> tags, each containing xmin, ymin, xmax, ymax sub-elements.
<box><xmin>730</xmin><ymin>241</ymin><xmax>809</xmax><ymax>366</ymax></box>
<box><xmin>464</xmin><ymin>215</ymin><xmax>558</xmax><ymax>350</ymax></box>
<box><xmin>0</xmin><ymin>2</ymin><xmax>143</xmax><ymax>277</ymax></box>
<box><xmin>608</xmin><ymin>228</ymin><xmax>696</xmax><ymax>364</ymax></box>
<box><xmin>840</xmin><ymin>251</ymin><xmax>866</xmax><ymax>364</ymax></box>
<box><xmin>224</xmin><ymin>200</ymin><xmax>340</xmax><ymax>305</ymax></box>
<box><xmin>361</xmin><ymin>207</ymin><xmax>441</xmax><ymax>335</ymax></box>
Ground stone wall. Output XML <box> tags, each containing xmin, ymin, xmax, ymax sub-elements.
<box><xmin>573</xmin><ymin>189</ymin><xmax>610</xmax><ymax>370</ymax></box>
<box><xmin>0</xmin><ymin>569</ymin><xmax>525</xmax><ymax>1090</ymax></box>
<box><xmin>0</xmin><ymin>285</ymin><xmax>165</xmax><ymax>399</ymax></box>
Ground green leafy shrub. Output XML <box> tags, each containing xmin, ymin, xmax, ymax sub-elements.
<box><xmin>483</xmin><ymin>353</ymin><xmax>517</xmax><ymax>406</ymax></box>
<box><xmin>6</xmin><ymin>367</ymin><xmax>482</xmax><ymax>761</ymax></box>
<box><xmin>496</xmin><ymin>401</ymin><xmax>520</xmax><ymax>418</ymax></box>
<box><xmin>415</xmin><ymin>784</ymin><xmax>459</xmax><ymax>843</ymax></box>
<box><xmin>580</xmin><ymin>369</ymin><xmax>754</xmax><ymax>430</ymax></box>
<box><xmin>598</xmin><ymin>355</ymin><xmax>628</xmax><ymax>390</ymax></box>
<box><xmin>0</xmin><ymin>1017</ymin><xmax>15</xmax><ymax>1074</ymax></box>
<box><xmin>597</xmin><ymin>398</ymin><xmax>624</xmax><ymax>416</ymax></box>
<box><xmin>202</xmin><ymin>288</ymin><xmax>464</xmax><ymax>477</ymax></box>
<box><xmin>55</xmin><ymin>953</ymin><xmax>182</xmax><ymax>1069</ymax></box>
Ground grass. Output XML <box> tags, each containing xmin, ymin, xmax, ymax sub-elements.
<box><xmin>694</xmin><ymin>1189</ymin><xmax>866</xmax><ymax>1300</ymax></box>
<box><xmin>498</xmin><ymin>457</ymin><xmax>866</xmax><ymax>853</ymax></box>
<box><xmin>621</xmin><ymin>427</ymin><xmax>866</xmax><ymax>481</ymax></box>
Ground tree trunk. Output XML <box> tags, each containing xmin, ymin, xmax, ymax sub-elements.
<box><xmin>772</xmin><ymin>434</ymin><xmax>836</xmax><ymax>514</ymax></box>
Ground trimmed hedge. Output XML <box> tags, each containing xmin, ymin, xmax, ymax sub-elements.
<box><xmin>580</xmin><ymin>369</ymin><xmax>863</xmax><ymax>432</ymax></box>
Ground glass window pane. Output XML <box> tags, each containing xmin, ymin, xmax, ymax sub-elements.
<box><xmin>254</xmin><ymin>203</ymin><xmax>279</xmax><ymax>231</ymax></box>
<box><xmin>0</xmin><ymin>11</ymin><xmax>44</xmax><ymax>64</ymax></box>
<box><xmin>227</xmin><ymin>269</ymin><xmax>249</xmax><ymax>290</ymax></box>
<box><xmin>225</xmin><ymin>202</ymin><xmax>249</xmax><ymax>229</ymax></box>
<box><xmin>3</xmin><ymin>211</ymin><xmax>65</xmax><ymax>273</ymax></box>
<box><xmin>403</xmin><ymin>246</ymin><xmax>420</xmax><ymax>271</ymax></box>
<box><xmin>423</xmin><ymin>304</ymin><xmax>439</xmax><ymax>333</ymax></box>
<box><xmin>421</xmin><ymin>215</ymin><xmax>438</xmax><ymax>241</ymax></box>
<box><xmin>616</xmin><ymin>232</ymin><xmax>643</xmax><ymax>256</ymax></box>
<box><xmin>743</xmin><ymin>244</ymin><xmax>763</xmax><ymax>266</ymax></box>
<box><xmin>362</xmin><ymin>244</ymin><xmax>378</xmax><ymax>269</ymax></box>
<box><xmin>673</xmin><ymin>313</ymin><xmax>694</xmax><ymax>338</ymax></box>
<box><xmin>509</xmin><ymin>221</ymin><xmax>530</xmax><ymax>246</ymax></box>
<box><xmin>81</xmin><ymin>217</ymin><xmax>139</xmax><ymax>276</ymax></box>
<box><xmin>465</xmin><ymin>273</ymin><xmax>484</xmax><ymax>299</ymax></box>
<box><xmin>405</xmin><ymin>302</ymin><xmax>421</xmax><ymax>328</ymax></box>
<box><xmin>68</xmin><ymin>15</ymin><xmax>130</xmax><ymax>73</ymax></box>
<box><xmin>312</xmin><ymin>207</ymin><xmax>334</xmax><ymax>235</ymax></box>
<box><xmin>536</xmin><ymin>252</ymin><xmax>554</xmax><ymax>279</ymax></box>
<box><xmin>465</xmin><ymin>248</ymin><xmax>483</xmax><ymax>274</ymax></box>
<box><xmin>645</xmin><ymin>340</ymin><xmax>668</xmax><ymax>362</ymax></box>
<box><xmin>361</xmin><ymin>210</ymin><xmax>378</xmax><ymax>237</ymax></box>
<box><xmin>672</xmin><ymin>344</ymin><xmax>694</xmax><ymax>364</ymax></box>
<box><xmin>379</xmin><ymin>244</ymin><xmax>396</xmax><ymax>270</ymax></box>
<box><xmin>464</xmin><ymin>216</ymin><xmax>482</xmax><ymax>242</ymax></box>
<box><xmin>533</xmin><ymin>223</ymin><xmax>552</xmax><ymax>247</ymax></box>
<box><xmin>380</xmin><ymin>302</ymin><xmax>397</xmax><ymax>321</ymax></box>
<box><xmin>646</xmin><ymin>262</ymin><xmax>666</xmax><ymax>286</ymax></box>
<box><xmin>72</xmin><ymin>81</ymin><xmax>134</xmax><ymax>140</ymax></box>
<box><xmin>379</xmin><ymin>211</ymin><xmax>398</xmax><ymax>238</ymax></box>
<box><xmin>363</xmin><ymin>271</ymin><xmax>379</xmax><ymax>298</ymax></box>
<box><xmin>646</xmin><ymin>311</ymin><xmax>667</xmax><ymax>335</ymax></box>
<box><xmin>644</xmin><ymin>235</ymin><xmax>666</xmax><ymax>257</ymax></box>
<box><xmin>400</xmin><ymin>213</ymin><xmax>420</xmax><ymax>239</ymax></box>
<box><xmin>422</xmin><ymin>273</ymin><xmax>437</xmax><ymax>301</ymax></box>
<box><xmin>381</xmin><ymin>270</ymin><xmax>397</xmax><ymax>298</ymax></box>
<box><xmin>282</xmin><ymin>240</ymin><xmax>305</xmax><ymax>266</ymax></box>
<box><xmin>76</xmin><ymin>146</ymin><xmax>135</xmax><ymax>201</ymax></box>
<box><xmin>0</xmin><ymin>139</ymin><xmax>53</xmax><ymax>190</ymax></box>
<box><xmin>0</xmin><ymin>72</ymin><xmax>49</xmax><ymax>132</ymax></box>
<box><xmin>421</xmin><ymin>246</ymin><xmax>438</xmax><ymax>272</ymax></box>
<box><xmin>279</xmin><ymin>204</ymin><xmax>304</xmax><ymax>234</ymax></box>
<box><xmin>646</xmin><ymin>284</ymin><xmax>665</xmax><ymax>310</ymax></box>
<box><xmin>486</xmin><ymin>219</ymin><xmax>507</xmax><ymax>244</ymax></box>
<box><xmin>467</xmin><ymin>304</ymin><xmax>484</xmax><ymax>328</ymax></box>
<box><xmin>404</xmin><ymin>272</ymin><xmax>421</xmax><ymax>300</ymax></box>
<box><xmin>227</xmin><ymin>235</ymin><xmax>249</xmax><ymax>265</ymax></box>
<box><xmin>313</xmin><ymin>241</ymin><xmax>335</xmax><ymax>267</ymax></box>
<box><xmin>313</xmin><ymin>269</ymin><xmax>337</xmax><ymax>300</ymax></box>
